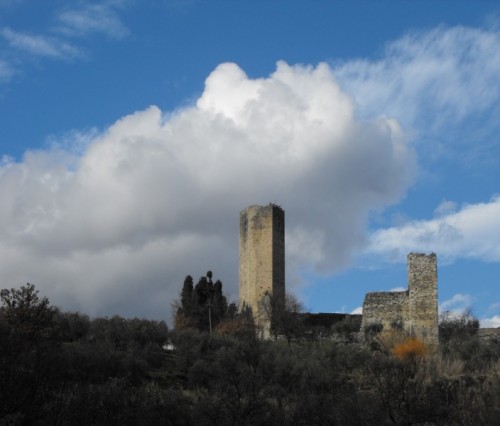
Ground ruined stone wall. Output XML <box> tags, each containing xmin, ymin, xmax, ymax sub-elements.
<box><xmin>360</xmin><ymin>291</ymin><xmax>409</xmax><ymax>335</ymax></box>
<box><xmin>239</xmin><ymin>204</ymin><xmax>285</xmax><ymax>332</ymax></box>
<box><xmin>360</xmin><ymin>253</ymin><xmax>438</xmax><ymax>345</ymax></box>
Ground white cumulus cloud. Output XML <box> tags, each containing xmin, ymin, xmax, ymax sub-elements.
<box><xmin>367</xmin><ymin>196</ymin><xmax>500</xmax><ymax>263</ymax></box>
<box><xmin>0</xmin><ymin>61</ymin><xmax>413</xmax><ymax>320</ymax></box>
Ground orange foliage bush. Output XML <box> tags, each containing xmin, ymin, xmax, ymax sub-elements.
<box><xmin>393</xmin><ymin>337</ymin><xmax>427</xmax><ymax>360</ymax></box>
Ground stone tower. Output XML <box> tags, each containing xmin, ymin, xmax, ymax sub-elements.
<box><xmin>359</xmin><ymin>252</ymin><xmax>438</xmax><ymax>345</ymax></box>
<box><xmin>239</xmin><ymin>204</ymin><xmax>285</xmax><ymax>335</ymax></box>
<box><xmin>408</xmin><ymin>252</ymin><xmax>438</xmax><ymax>344</ymax></box>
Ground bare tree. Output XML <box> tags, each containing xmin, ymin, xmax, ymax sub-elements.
<box><xmin>259</xmin><ymin>292</ymin><xmax>305</xmax><ymax>344</ymax></box>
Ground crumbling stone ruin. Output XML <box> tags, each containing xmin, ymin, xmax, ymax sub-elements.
<box><xmin>360</xmin><ymin>253</ymin><xmax>439</xmax><ymax>345</ymax></box>
<box><xmin>239</xmin><ymin>204</ymin><xmax>439</xmax><ymax>344</ymax></box>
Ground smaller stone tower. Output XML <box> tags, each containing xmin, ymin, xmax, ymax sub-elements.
<box><xmin>359</xmin><ymin>252</ymin><xmax>438</xmax><ymax>345</ymax></box>
<box><xmin>239</xmin><ymin>204</ymin><xmax>285</xmax><ymax>335</ymax></box>
<box><xmin>408</xmin><ymin>252</ymin><xmax>438</xmax><ymax>344</ymax></box>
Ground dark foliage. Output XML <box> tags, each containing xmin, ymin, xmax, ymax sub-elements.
<box><xmin>0</xmin><ymin>284</ymin><xmax>170</xmax><ymax>425</ymax></box>
<box><xmin>439</xmin><ymin>310</ymin><xmax>479</xmax><ymax>343</ymax></box>
<box><xmin>1</xmin><ymin>283</ymin><xmax>500</xmax><ymax>425</ymax></box>
<box><xmin>174</xmin><ymin>272</ymin><xmax>229</xmax><ymax>332</ymax></box>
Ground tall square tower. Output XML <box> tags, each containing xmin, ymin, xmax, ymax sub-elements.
<box><xmin>239</xmin><ymin>204</ymin><xmax>285</xmax><ymax>331</ymax></box>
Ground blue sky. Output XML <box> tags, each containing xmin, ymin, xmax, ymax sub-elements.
<box><xmin>1</xmin><ymin>1</ymin><xmax>499</xmax><ymax>327</ymax></box>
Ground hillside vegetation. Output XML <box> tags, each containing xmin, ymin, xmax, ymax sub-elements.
<box><xmin>1</xmin><ymin>283</ymin><xmax>499</xmax><ymax>425</ymax></box>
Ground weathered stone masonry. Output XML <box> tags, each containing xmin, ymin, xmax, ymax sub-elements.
<box><xmin>360</xmin><ymin>253</ymin><xmax>438</xmax><ymax>345</ymax></box>
<box><xmin>239</xmin><ymin>204</ymin><xmax>285</xmax><ymax>334</ymax></box>
<box><xmin>239</xmin><ymin>204</ymin><xmax>439</xmax><ymax>344</ymax></box>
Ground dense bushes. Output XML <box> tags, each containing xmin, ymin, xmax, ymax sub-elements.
<box><xmin>1</xmin><ymin>284</ymin><xmax>500</xmax><ymax>425</ymax></box>
<box><xmin>0</xmin><ymin>284</ymin><xmax>171</xmax><ymax>425</ymax></box>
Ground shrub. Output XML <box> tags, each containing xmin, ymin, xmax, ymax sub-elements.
<box><xmin>393</xmin><ymin>337</ymin><xmax>427</xmax><ymax>361</ymax></box>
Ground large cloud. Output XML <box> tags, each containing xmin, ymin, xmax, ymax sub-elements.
<box><xmin>0</xmin><ymin>61</ymin><xmax>413</xmax><ymax>321</ymax></box>
<box><xmin>335</xmin><ymin>24</ymin><xmax>500</xmax><ymax>276</ymax></box>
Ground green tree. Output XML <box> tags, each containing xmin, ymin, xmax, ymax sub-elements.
<box><xmin>0</xmin><ymin>282</ymin><xmax>55</xmax><ymax>334</ymax></box>
<box><xmin>0</xmin><ymin>283</ymin><xmax>60</xmax><ymax>424</ymax></box>
<box><xmin>174</xmin><ymin>271</ymin><xmax>229</xmax><ymax>333</ymax></box>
